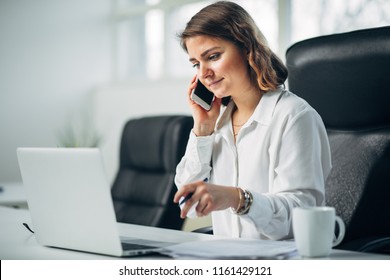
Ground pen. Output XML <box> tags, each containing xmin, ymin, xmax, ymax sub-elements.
<box><xmin>179</xmin><ymin>178</ymin><xmax>208</xmax><ymax>206</ymax></box>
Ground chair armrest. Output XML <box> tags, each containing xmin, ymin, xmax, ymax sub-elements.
<box><xmin>339</xmin><ymin>236</ymin><xmax>390</xmax><ymax>255</ymax></box>
<box><xmin>358</xmin><ymin>236</ymin><xmax>390</xmax><ymax>254</ymax></box>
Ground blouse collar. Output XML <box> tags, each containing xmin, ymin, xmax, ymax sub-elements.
<box><xmin>216</xmin><ymin>86</ymin><xmax>285</xmax><ymax>133</ymax></box>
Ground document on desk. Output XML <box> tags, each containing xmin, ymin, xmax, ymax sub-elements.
<box><xmin>160</xmin><ymin>239</ymin><xmax>297</xmax><ymax>259</ymax></box>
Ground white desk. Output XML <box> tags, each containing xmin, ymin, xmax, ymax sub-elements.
<box><xmin>0</xmin><ymin>206</ymin><xmax>223</xmax><ymax>259</ymax></box>
<box><xmin>1</xmin><ymin>206</ymin><xmax>389</xmax><ymax>260</ymax></box>
<box><xmin>0</xmin><ymin>182</ymin><xmax>27</xmax><ymax>208</ymax></box>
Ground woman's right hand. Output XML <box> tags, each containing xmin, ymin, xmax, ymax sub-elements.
<box><xmin>174</xmin><ymin>180</ymin><xmax>239</xmax><ymax>218</ymax></box>
<box><xmin>187</xmin><ymin>75</ymin><xmax>222</xmax><ymax>136</ymax></box>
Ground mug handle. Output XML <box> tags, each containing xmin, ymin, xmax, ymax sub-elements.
<box><xmin>332</xmin><ymin>215</ymin><xmax>346</xmax><ymax>247</ymax></box>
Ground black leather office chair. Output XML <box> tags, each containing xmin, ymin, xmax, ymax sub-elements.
<box><xmin>286</xmin><ymin>26</ymin><xmax>390</xmax><ymax>253</ymax></box>
<box><xmin>111</xmin><ymin>115</ymin><xmax>193</xmax><ymax>230</ymax></box>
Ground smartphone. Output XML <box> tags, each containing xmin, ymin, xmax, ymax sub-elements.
<box><xmin>191</xmin><ymin>79</ymin><xmax>215</xmax><ymax>111</ymax></box>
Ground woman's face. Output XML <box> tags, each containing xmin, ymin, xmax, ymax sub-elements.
<box><xmin>186</xmin><ymin>35</ymin><xmax>253</xmax><ymax>99</ymax></box>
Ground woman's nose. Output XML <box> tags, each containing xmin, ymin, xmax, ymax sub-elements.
<box><xmin>198</xmin><ymin>63</ymin><xmax>212</xmax><ymax>79</ymax></box>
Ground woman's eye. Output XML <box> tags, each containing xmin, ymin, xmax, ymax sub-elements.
<box><xmin>209</xmin><ymin>53</ymin><xmax>220</xmax><ymax>60</ymax></box>
<box><xmin>192</xmin><ymin>63</ymin><xmax>199</xmax><ymax>69</ymax></box>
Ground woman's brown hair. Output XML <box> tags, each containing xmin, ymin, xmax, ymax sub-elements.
<box><xmin>179</xmin><ymin>1</ymin><xmax>288</xmax><ymax>93</ymax></box>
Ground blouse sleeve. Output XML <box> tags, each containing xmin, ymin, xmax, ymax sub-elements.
<box><xmin>174</xmin><ymin>130</ymin><xmax>215</xmax><ymax>188</ymax></box>
<box><xmin>174</xmin><ymin>131</ymin><xmax>215</xmax><ymax>218</ymax></box>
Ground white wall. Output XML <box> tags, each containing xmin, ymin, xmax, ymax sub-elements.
<box><xmin>0</xmin><ymin>0</ymin><xmax>193</xmax><ymax>184</ymax></box>
<box><xmin>0</xmin><ymin>0</ymin><xmax>113</xmax><ymax>182</ymax></box>
<box><xmin>92</xmin><ymin>79</ymin><xmax>191</xmax><ymax>184</ymax></box>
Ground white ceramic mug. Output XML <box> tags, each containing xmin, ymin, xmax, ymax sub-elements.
<box><xmin>292</xmin><ymin>206</ymin><xmax>345</xmax><ymax>258</ymax></box>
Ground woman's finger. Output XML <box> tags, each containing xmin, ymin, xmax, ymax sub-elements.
<box><xmin>173</xmin><ymin>184</ymin><xmax>194</xmax><ymax>203</ymax></box>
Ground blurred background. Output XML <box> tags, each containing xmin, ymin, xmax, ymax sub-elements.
<box><xmin>1</xmin><ymin>0</ymin><xmax>389</xmax><ymax>185</ymax></box>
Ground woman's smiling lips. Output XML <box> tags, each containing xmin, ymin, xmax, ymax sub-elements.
<box><xmin>208</xmin><ymin>78</ymin><xmax>224</xmax><ymax>88</ymax></box>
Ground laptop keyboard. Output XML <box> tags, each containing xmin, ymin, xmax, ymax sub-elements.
<box><xmin>121</xmin><ymin>242</ymin><xmax>158</xmax><ymax>251</ymax></box>
<box><xmin>120</xmin><ymin>238</ymin><xmax>176</xmax><ymax>252</ymax></box>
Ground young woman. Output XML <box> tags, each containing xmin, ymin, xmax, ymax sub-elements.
<box><xmin>173</xmin><ymin>1</ymin><xmax>331</xmax><ymax>240</ymax></box>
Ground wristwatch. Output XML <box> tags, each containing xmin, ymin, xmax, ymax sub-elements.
<box><xmin>232</xmin><ymin>188</ymin><xmax>253</xmax><ymax>215</ymax></box>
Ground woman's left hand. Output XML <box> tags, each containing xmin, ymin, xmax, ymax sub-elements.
<box><xmin>187</xmin><ymin>75</ymin><xmax>222</xmax><ymax>136</ymax></box>
<box><xmin>174</xmin><ymin>180</ymin><xmax>239</xmax><ymax>218</ymax></box>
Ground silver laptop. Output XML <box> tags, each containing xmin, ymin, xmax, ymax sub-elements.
<box><xmin>17</xmin><ymin>147</ymin><xmax>186</xmax><ymax>257</ymax></box>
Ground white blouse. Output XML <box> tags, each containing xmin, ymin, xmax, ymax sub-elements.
<box><xmin>175</xmin><ymin>87</ymin><xmax>332</xmax><ymax>240</ymax></box>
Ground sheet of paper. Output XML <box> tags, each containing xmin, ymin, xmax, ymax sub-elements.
<box><xmin>160</xmin><ymin>239</ymin><xmax>297</xmax><ymax>259</ymax></box>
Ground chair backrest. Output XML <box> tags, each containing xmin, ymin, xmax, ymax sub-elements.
<box><xmin>111</xmin><ymin>115</ymin><xmax>193</xmax><ymax>230</ymax></box>
<box><xmin>286</xmin><ymin>26</ymin><xmax>390</xmax><ymax>251</ymax></box>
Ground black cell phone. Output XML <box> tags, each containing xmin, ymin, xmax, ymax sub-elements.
<box><xmin>191</xmin><ymin>79</ymin><xmax>215</xmax><ymax>111</ymax></box>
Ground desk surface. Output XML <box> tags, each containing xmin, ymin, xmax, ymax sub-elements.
<box><xmin>1</xmin><ymin>206</ymin><xmax>389</xmax><ymax>260</ymax></box>
<box><xmin>0</xmin><ymin>182</ymin><xmax>27</xmax><ymax>208</ymax></box>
